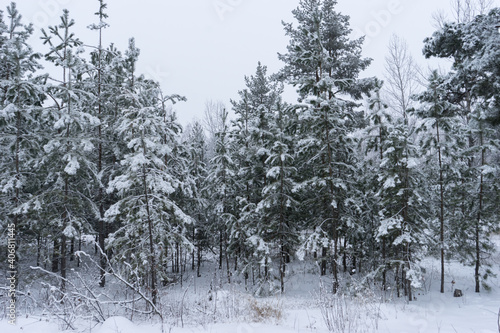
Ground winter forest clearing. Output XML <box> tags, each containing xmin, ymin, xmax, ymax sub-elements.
<box><xmin>1</xmin><ymin>0</ymin><xmax>500</xmax><ymax>332</ymax></box>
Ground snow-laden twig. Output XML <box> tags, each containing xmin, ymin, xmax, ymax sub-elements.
<box><xmin>30</xmin><ymin>266</ymin><xmax>98</xmax><ymax>329</ymax></box>
<box><xmin>75</xmin><ymin>249</ymin><xmax>163</xmax><ymax>320</ymax></box>
<box><xmin>316</xmin><ymin>280</ymin><xmax>381</xmax><ymax>333</ymax></box>
<box><xmin>497</xmin><ymin>307</ymin><xmax>499</xmax><ymax>333</ymax></box>
<box><xmin>179</xmin><ymin>278</ymin><xmax>192</xmax><ymax>328</ymax></box>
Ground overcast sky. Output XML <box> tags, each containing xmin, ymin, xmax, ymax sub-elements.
<box><xmin>11</xmin><ymin>0</ymin><xmax>500</xmax><ymax>125</ymax></box>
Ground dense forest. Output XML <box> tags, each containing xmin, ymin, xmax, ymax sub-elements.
<box><xmin>1</xmin><ymin>0</ymin><xmax>499</xmax><ymax>321</ymax></box>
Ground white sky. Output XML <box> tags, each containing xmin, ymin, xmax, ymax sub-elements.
<box><xmin>11</xmin><ymin>0</ymin><xmax>500</xmax><ymax>125</ymax></box>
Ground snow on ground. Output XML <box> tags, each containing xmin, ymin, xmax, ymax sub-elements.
<box><xmin>2</xmin><ymin>236</ymin><xmax>500</xmax><ymax>333</ymax></box>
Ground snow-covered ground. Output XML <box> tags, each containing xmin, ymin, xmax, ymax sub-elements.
<box><xmin>2</xmin><ymin>236</ymin><xmax>500</xmax><ymax>333</ymax></box>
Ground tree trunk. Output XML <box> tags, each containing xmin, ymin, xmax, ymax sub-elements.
<box><xmin>437</xmin><ymin>121</ymin><xmax>445</xmax><ymax>294</ymax></box>
<box><xmin>61</xmin><ymin>235</ymin><xmax>67</xmax><ymax>291</ymax></box>
<box><xmin>197</xmin><ymin>244</ymin><xmax>202</xmax><ymax>278</ymax></box>
<box><xmin>475</xmin><ymin>129</ymin><xmax>485</xmax><ymax>293</ymax></box>
<box><xmin>37</xmin><ymin>235</ymin><xmax>41</xmax><ymax>267</ymax></box>
<box><xmin>52</xmin><ymin>240</ymin><xmax>60</xmax><ymax>273</ymax></box>
<box><xmin>70</xmin><ymin>238</ymin><xmax>75</xmax><ymax>261</ymax></box>
<box><xmin>321</xmin><ymin>247</ymin><xmax>327</xmax><ymax>276</ymax></box>
<box><xmin>77</xmin><ymin>236</ymin><xmax>81</xmax><ymax>268</ymax></box>
<box><xmin>142</xmin><ymin>144</ymin><xmax>157</xmax><ymax>304</ymax></box>
<box><xmin>97</xmin><ymin>36</ymin><xmax>106</xmax><ymax>286</ymax></box>
<box><xmin>382</xmin><ymin>238</ymin><xmax>387</xmax><ymax>291</ymax></box>
<box><xmin>342</xmin><ymin>237</ymin><xmax>347</xmax><ymax>273</ymax></box>
<box><xmin>225</xmin><ymin>231</ymin><xmax>231</xmax><ymax>284</ymax></box>
<box><xmin>280</xmin><ymin>240</ymin><xmax>285</xmax><ymax>293</ymax></box>
<box><xmin>219</xmin><ymin>230</ymin><xmax>223</xmax><ymax>270</ymax></box>
<box><xmin>192</xmin><ymin>228</ymin><xmax>195</xmax><ymax>271</ymax></box>
<box><xmin>396</xmin><ymin>264</ymin><xmax>400</xmax><ymax>298</ymax></box>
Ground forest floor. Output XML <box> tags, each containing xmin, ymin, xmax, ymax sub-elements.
<box><xmin>1</xmin><ymin>235</ymin><xmax>500</xmax><ymax>333</ymax></box>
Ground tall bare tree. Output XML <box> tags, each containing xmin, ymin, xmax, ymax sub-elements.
<box><xmin>433</xmin><ymin>0</ymin><xmax>494</xmax><ymax>28</ymax></box>
<box><xmin>383</xmin><ymin>35</ymin><xmax>424</xmax><ymax>301</ymax></box>
<box><xmin>203</xmin><ymin>99</ymin><xmax>227</xmax><ymax>158</ymax></box>
<box><xmin>384</xmin><ymin>35</ymin><xmax>422</xmax><ymax>119</ymax></box>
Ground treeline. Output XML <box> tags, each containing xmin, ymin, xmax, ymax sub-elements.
<box><xmin>1</xmin><ymin>0</ymin><xmax>499</xmax><ymax>304</ymax></box>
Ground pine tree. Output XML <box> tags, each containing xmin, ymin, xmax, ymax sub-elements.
<box><xmin>105</xmin><ymin>73</ymin><xmax>189</xmax><ymax>305</ymax></box>
<box><xmin>375</xmin><ymin>113</ymin><xmax>428</xmax><ymax>300</ymax></box>
<box><xmin>206</xmin><ymin>107</ymin><xmax>238</xmax><ymax>283</ymax></box>
<box><xmin>163</xmin><ymin>110</ymin><xmax>196</xmax><ymax>278</ymax></box>
<box><xmin>361</xmin><ymin>78</ymin><xmax>391</xmax><ymax>290</ymax></box>
<box><xmin>87</xmin><ymin>0</ymin><xmax>110</xmax><ymax>287</ymax></box>
<box><xmin>35</xmin><ymin>9</ymin><xmax>98</xmax><ymax>290</ymax></box>
<box><xmin>256</xmin><ymin>101</ymin><xmax>298</xmax><ymax>293</ymax></box>
<box><xmin>0</xmin><ymin>2</ymin><xmax>44</xmax><ymax>274</ymax></box>
<box><xmin>279</xmin><ymin>0</ymin><xmax>373</xmax><ymax>292</ymax></box>
<box><xmin>183</xmin><ymin>121</ymin><xmax>209</xmax><ymax>278</ymax></box>
<box><xmin>411</xmin><ymin>70</ymin><xmax>465</xmax><ymax>294</ymax></box>
<box><xmin>229</xmin><ymin>62</ymin><xmax>282</xmax><ymax>287</ymax></box>
<box><xmin>423</xmin><ymin>8</ymin><xmax>500</xmax><ymax>292</ymax></box>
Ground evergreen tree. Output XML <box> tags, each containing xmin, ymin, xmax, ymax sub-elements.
<box><xmin>104</xmin><ymin>74</ymin><xmax>189</xmax><ymax>304</ymax></box>
<box><xmin>87</xmin><ymin>0</ymin><xmax>110</xmax><ymax>287</ymax></box>
<box><xmin>279</xmin><ymin>0</ymin><xmax>373</xmax><ymax>292</ymax></box>
<box><xmin>0</xmin><ymin>2</ymin><xmax>44</xmax><ymax>273</ymax></box>
<box><xmin>256</xmin><ymin>101</ymin><xmax>298</xmax><ymax>293</ymax></box>
<box><xmin>360</xmin><ymin>78</ymin><xmax>391</xmax><ymax>290</ymax></box>
<box><xmin>229</xmin><ymin>62</ymin><xmax>282</xmax><ymax>288</ymax></box>
<box><xmin>35</xmin><ymin>9</ymin><xmax>98</xmax><ymax>289</ymax></box>
<box><xmin>163</xmin><ymin>109</ymin><xmax>196</xmax><ymax>278</ymax></box>
<box><xmin>206</xmin><ymin>107</ymin><xmax>238</xmax><ymax>283</ymax></box>
<box><xmin>423</xmin><ymin>8</ymin><xmax>500</xmax><ymax>292</ymax></box>
<box><xmin>375</xmin><ymin>113</ymin><xmax>428</xmax><ymax>301</ymax></box>
<box><xmin>411</xmin><ymin>70</ymin><xmax>465</xmax><ymax>293</ymax></box>
<box><xmin>183</xmin><ymin>121</ymin><xmax>209</xmax><ymax>278</ymax></box>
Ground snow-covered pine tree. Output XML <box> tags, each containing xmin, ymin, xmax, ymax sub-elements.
<box><xmin>411</xmin><ymin>70</ymin><xmax>465</xmax><ymax>294</ymax></box>
<box><xmin>0</xmin><ymin>2</ymin><xmax>44</xmax><ymax>273</ymax></box>
<box><xmin>206</xmin><ymin>107</ymin><xmax>238</xmax><ymax>283</ymax></box>
<box><xmin>79</xmin><ymin>41</ymin><xmax>131</xmax><ymax>278</ymax></box>
<box><xmin>182</xmin><ymin>121</ymin><xmax>209</xmax><ymax>278</ymax></box>
<box><xmin>359</xmin><ymin>78</ymin><xmax>392</xmax><ymax>290</ymax></box>
<box><xmin>34</xmin><ymin>9</ymin><xmax>99</xmax><ymax>289</ymax></box>
<box><xmin>375</xmin><ymin>108</ymin><xmax>429</xmax><ymax>301</ymax></box>
<box><xmin>229</xmin><ymin>62</ymin><xmax>282</xmax><ymax>288</ymax></box>
<box><xmin>87</xmin><ymin>0</ymin><xmax>111</xmax><ymax>287</ymax></box>
<box><xmin>163</xmin><ymin>109</ymin><xmax>196</xmax><ymax>277</ymax></box>
<box><xmin>278</xmin><ymin>0</ymin><xmax>373</xmax><ymax>292</ymax></box>
<box><xmin>104</xmin><ymin>71</ymin><xmax>190</xmax><ymax>305</ymax></box>
<box><xmin>367</xmin><ymin>33</ymin><xmax>428</xmax><ymax>301</ymax></box>
<box><xmin>423</xmin><ymin>8</ymin><xmax>500</xmax><ymax>292</ymax></box>
<box><xmin>256</xmin><ymin>100</ymin><xmax>298</xmax><ymax>293</ymax></box>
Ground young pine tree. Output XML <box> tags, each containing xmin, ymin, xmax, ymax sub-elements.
<box><xmin>229</xmin><ymin>62</ymin><xmax>282</xmax><ymax>287</ymax></box>
<box><xmin>423</xmin><ymin>8</ymin><xmax>500</xmax><ymax>292</ymax></box>
<box><xmin>411</xmin><ymin>70</ymin><xmax>465</xmax><ymax>294</ymax></box>
<box><xmin>0</xmin><ymin>2</ymin><xmax>44</xmax><ymax>274</ymax></box>
<box><xmin>279</xmin><ymin>0</ymin><xmax>373</xmax><ymax>292</ymax></box>
<box><xmin>38</xmin><ymin>9</ymin><xmax>99</xmax><ymax>290</ymax></box>
<box><xmin>105</xmin><ymin>75</ymin><xmax>189</xmax><ymax>305</ymax></box>
<box><xmin>256</xmin><ymin>101</ymin><xmax>298</xmax><ymax>293</ymax></box>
